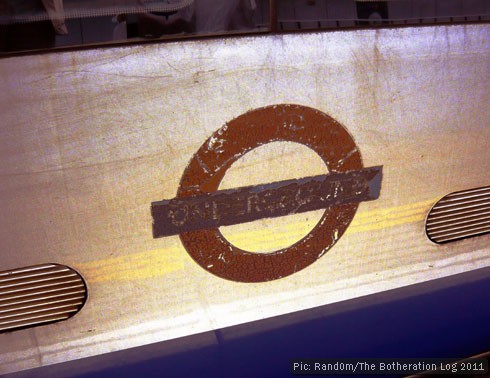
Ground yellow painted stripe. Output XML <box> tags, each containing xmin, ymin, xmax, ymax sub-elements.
<box><xmin>76</xmin><ymin>198</ymin><xmax>437</xmax><ymax>283</ymax></box>
<box><xmin>224</xmin><ymin>198</ymin><xmax>437</xmax><ymax>247</ymax></box>
<box><xmin>347</xmin><ymin>198</ymin><xmax>436</xmax><ymax>233</ymax></box>
<box><xmin>77</xmin><ymin>246</ymin><xmax>185</xmax><ymax>284</ymax></box>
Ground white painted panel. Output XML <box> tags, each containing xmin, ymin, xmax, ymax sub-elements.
<box><xmin>0</xmin><ymin>24</ymin><xmax>489</xmax><ymax>375</ymax></box>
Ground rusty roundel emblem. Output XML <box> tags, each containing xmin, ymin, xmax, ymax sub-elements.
<box><xmin>151</xmin><ymin>104</ymin><xmax>382</xmax><ymax>282</ymax></box>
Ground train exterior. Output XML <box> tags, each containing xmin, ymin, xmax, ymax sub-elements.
<box><xmin>1</xmin><ymin>1</ymin><xmax>489</xmax><ymax>376</ymax></box>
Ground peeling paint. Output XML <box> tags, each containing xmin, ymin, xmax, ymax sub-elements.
<box><xmin>171</xmin><ymin>104</ymin><xmax>374</xmax><ymax>282</ymax></box>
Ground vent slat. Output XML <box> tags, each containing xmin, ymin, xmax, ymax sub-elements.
<box><xmin>0</xmin><ymin>264</ymin><xmax>61</xmax><ymax>277</ymax></box>
<box><xmin>0</xmin><ymin>264</ymin><xmax>87</xmax><ymax>333</ymax></box>
<box><xmin>426</xmin><ymin>186</ymin><xmax>490</xmax><ymax>244</ymax></box>
<box><xmin>441</xmin><ymin>188</ymin><xmax>490</xmax><ymax>201</ymax></box>
<box><xmin>430</xmin><ymin>227</ymin><xmax>490</xmax><ymax>241</ymax></box>
<box><xmin>0</xmin><ymin>272</ymin><xmax>79</xmax><ymax>289</ymax></box>
<box><xmin>0</xmin><ymin>294</ymin><xmax>86</xmax><ymax>314</ymax></box>
<box><xmin>428</xmin><ymin>220</ymin><xmax>490</xmax><ymax>237</ymax></box>
<box><xmin>0</xmin><ymin>288</ymin><xmax>86</xmax><ymax>307</ymax></box>
<box><xmin>0</xmin><ymin>266</ymin><xmax>71</xmax><ymax>284</ymax></box>
<box><xmin>425</xmin><ymin>205</ymin><xmax>490</xmax><ymax>223</ymax></box>
<box><xmin>426</xmin><ymin>209</ymin><xmax>490</xmax><ymax>227</ymax></box>
<box><xmin>0</xmin><ymin>278</ymin><xmax>84</xmax><ymax>296</ymax></box>
<box><xmin>445</xmin><ymin>186</ymin><xmax>490</xmax><ymax>198</ymax></box>
<box><xmin>433</xmin><ymin>228</ymin><xmax>490</xmax><ymax>243</ymax></box>
<box><xmin>0</xmin><ymin>284</ymin><xmax>86</xmax><ymax>302</ymax></box>
<box><xmin>427</xmin><ymin>215</ymin><xmax>490</xmax><ymax>231</ymax></box>
<box><xmin>428</xmin><ymin>199</ymin><xmax>490</xmax><ymax>215</ymax></box>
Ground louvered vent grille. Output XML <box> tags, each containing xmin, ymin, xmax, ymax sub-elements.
<box><xmin>426</xmin><ymin>186</ymin><xmax>490</xmax><ymax>244</ymax></box>
<box><xmin>0</xmin><ymin>264</ymin><xmax>87</xmax><ymax>333</ymax></box>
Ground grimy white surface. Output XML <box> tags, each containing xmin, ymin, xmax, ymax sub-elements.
<box><xmin>1</xmin><ymin>24</ymin><xmax>489</xmax><ymax>374</ymax></box>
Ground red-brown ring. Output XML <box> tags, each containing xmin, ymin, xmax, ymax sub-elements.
<box><xmin>177</xmin><ymin>104</ymin><xmax>363</xmax><ymax>282</ymax></box>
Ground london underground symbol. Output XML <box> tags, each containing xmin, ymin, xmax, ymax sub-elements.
<box><xmin>151</xmin><ymin>104</ymin><xmax>382</xmax><ymax>282</ymax></box>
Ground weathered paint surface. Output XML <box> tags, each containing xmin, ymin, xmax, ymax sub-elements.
<box><xmin>165</xmin><ymin>104</ymin><xmax>378</xmax><ymax>282</ymax></box>
<box><xmin>0</xmin><ymin>25</ymin><xmax>489</xmax><ymax>374</ymax></box>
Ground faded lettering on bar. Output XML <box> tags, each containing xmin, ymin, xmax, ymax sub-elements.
<box><xmin>152</xmin><ymin>166</ymin><xmax>382</xmax><ymax>237</ymax></box>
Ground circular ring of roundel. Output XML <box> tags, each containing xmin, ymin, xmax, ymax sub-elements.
<box><xmin>177</xmin><ymin>104</ymin><xmax>363</xmax><ymax>283</ymax></box>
